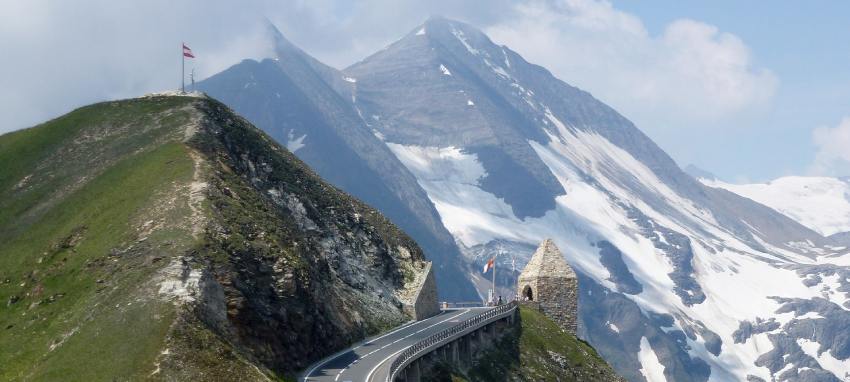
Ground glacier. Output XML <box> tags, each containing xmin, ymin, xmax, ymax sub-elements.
<box><xmin>703</xmin><ymin>176</ymin><xmax>850</xmax><ymax>237</ymax></box>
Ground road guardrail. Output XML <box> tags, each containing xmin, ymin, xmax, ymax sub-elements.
<box><xmin>385</xmin><ymin>301</ymin><xmax>517</xmax><ymax>382</ymax></box>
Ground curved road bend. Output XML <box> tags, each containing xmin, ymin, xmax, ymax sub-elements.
<box><xmin>303</xmin><ymin>307</ymin><xmax>490</xmax><ymax>382</ymax></box>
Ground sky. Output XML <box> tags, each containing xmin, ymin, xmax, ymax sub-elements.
<box><xmin>1</xmin><ymin>0</ymin><xmax>848</xmax><ymax>182</ymax></box>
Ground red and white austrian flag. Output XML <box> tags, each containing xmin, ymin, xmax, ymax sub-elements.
<box><xmin>182</xmin><ymin>44</ymin><xmax>195</xmax><ymax>58</ymax></box>
<box><xmin>483</xmin><ymin>257</ymin><xmax>494</xmax><ymax>273</ymax></box>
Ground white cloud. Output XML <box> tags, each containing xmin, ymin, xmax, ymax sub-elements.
<box><xmin>485</xmin><ymin>0</ymin><xmax>777</xmax><ymax>128</ymax></box>
<box><xmin>0</xmin><ymin>0</ymin><xmax>777</xmax><ymax>139</ymax></box>
<box><xmin>0</xmin><ymin>0</ymin><xmax>276</xmax><ymax>133</ymax></box>
<box><xmin>810</xmin><ymin>117</ymin><xmax>850</xmax><ymax>176</ymax></box>
<box><xmin>0</xmin><ymin>0</ymin><xmax>518</xmax><ymax>133</ymax></box>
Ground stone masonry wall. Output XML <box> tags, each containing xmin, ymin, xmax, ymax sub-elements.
<box><xmin>536</xmin><ymin>276</ymin><xmax>578</xmax><ymax>334</ymax></box>
<box><xmin>404</xmin><ymin>262</ymin><xmax>440</xmax><ymax>320</ymax></box>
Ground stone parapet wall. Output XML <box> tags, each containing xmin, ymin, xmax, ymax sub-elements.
<box><xmin>404</xmin><ymin>262</ymin><xmax>440</xmax><ymax>320</ymax></box>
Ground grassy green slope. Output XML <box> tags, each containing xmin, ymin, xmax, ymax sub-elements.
<box><xmin>439</xmin><ymin>306</ymin><xmax>624</xmax><ymax>382</ymax></box>
<box><xmin>0</xmin><ymin>97</ymin><xmax>205</xmax><ymax>380</ymax></box>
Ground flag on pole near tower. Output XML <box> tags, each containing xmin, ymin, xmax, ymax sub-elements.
<box><xmin>181</xmin><ymin>43</ymin><xmax>195</xmax><ymax>93</ymax></box>
<box><xmin>183</xmin><ymin>44</ymin><xmax>195</xmax><ymax>58</ymax></box>
<box><xmin>483</xmin><ymin>257</ymin><xmax>495</xmax><ymax>273</ymax></box>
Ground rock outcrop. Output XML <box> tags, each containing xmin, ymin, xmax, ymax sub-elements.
<box><xmin>400</xmin><ymin>261</ymin><xmax>440</xmax><ymax>320</ymax></box>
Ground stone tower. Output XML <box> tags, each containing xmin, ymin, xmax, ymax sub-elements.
<box><xmin>517</xmin><ymin>238</ymin><xmax>578</xmax><ymax>334</ymax></box>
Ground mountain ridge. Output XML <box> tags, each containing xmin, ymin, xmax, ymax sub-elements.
<box><xmin>197</xmin><ymin>24</ymin><xmax>479</xmax><ymax>301</ymax></box>
<box><xmin>0</xmin><ymin>94</ymin><xmax>434</xmax><ymax>380</ymax></box>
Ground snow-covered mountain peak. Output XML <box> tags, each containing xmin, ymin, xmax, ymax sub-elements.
<box><xmin>204</xmin><ymin>18</ymin><xmax>850</xmax><ymax>381</ymax></box>
<box><xmin>346</xmin><ymin>18</ymin><xmax>849</xmax><ymax>381</ymax></box>
<box><xmin>260</xmin><ymin>19</ymin><xmax>305</xmax><ymax>59</ymax></box>
<box><xmin>702</xmin><ymin>176</ymin><xmax>850</xmax><ymax>237</ymax></box>
<box><xmin>412</xmin><ymin>16</ymin><xmax>497</xmax><ymax>49</ymax></box>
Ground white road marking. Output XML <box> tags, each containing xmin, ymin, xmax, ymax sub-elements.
<box><xmin>333</xmin><ymin>368</ymin><xmax>345</xmax><ymax>382</ymax></box>
<box><xmin>363</xmin><ymin>309</ymin><xmax>475</xmax><ymax>382</ymax></box>
<box><xmin>303</xmin><ymin>319</ymin><xmax>421</xmax><ymax>381</ymax></box>
<box><xmin>304</xmin><ymin>311</ymin><xmax>468</xmax><ymax>381</ymax></box>
<box><xmin>368</xmin><ymin>348</ymin><xmax>407</xmax><ymax>382</ymax></box>
<box><xmin>353</xmin><ymin>320</ymin><xmax>419</xmax><ymax>350</ymax></box>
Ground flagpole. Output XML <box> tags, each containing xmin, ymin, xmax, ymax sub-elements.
<box><xmin>492</xmin><ymin>254</ymin><xmax>497</xmax><ymax>304</ymax></box>
<box><xmin>181</xmin><ymin>43</ymin><xmax>185</xmax><ymax>93</ymax></box>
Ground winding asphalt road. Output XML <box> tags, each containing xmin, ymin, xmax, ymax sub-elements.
<box><xmin>302</xmin><ymin>307</ymin><xmax>490</xmax><ymax>382</ymax></box>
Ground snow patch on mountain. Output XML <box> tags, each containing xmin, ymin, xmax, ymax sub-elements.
<box><xmin>536</xmin><ymin>119</ymin><xmax>718</xmax><ymax>235</ymax></box>
<box><xmin>543</xmin><ymin>107</ymin><xmax>567</xmax><ymax>131</ymax></box>
<box><xmin>701</xmin><ymin>176</ymin><xmax>850</xmax><ymax>237</ymax></box>
<box><xmin>484</xmin><ymin>58</ymin><xmax>511</xmax><ymax>79</ymax></box>
<box><xmin>439</xmin><ymin>64</ymin><xmax>451</xmax><ymax>76</ymax></box>
<box><xmin>797</xmin><ymin>338</ymin><xmax>850</xmax><ymax>379</ymax></box>
<box><xmin>638</xmin><ymin>337</ymin><xmax>666</xmax><ymax>382</ymax></box>
<box><xmin>385</xmin><ymin>142</ymin><xmax>613</xmax><ymax>285</ymax></box>
<box><xmin>386</xmin><ymin>124</ymin><xmax>837</xmax><ymax>380</ymax></box>
<box><xmin>285</xmin><ymin>130</ymin><xmax>306</xmax><ymax>153</ymax></box>
<box><xmin>501</xmin><ymin>47</ymin><xmax>511</xmax><ymax>68</ymax></box>
<box><xmin>817</xmin><ymin>253</ymin><xmax>850</xmax><ymax>267</ymax></box>
<box><xmin>450</xmin><ymin>25</ymin><xmax>479</xmax><ymax>56</ymax></box>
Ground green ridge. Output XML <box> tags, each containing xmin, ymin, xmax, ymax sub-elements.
<box><xmin>0</xmin><ymin>99</ymin><xmax>199</xmax><ymax>380</ymax></box>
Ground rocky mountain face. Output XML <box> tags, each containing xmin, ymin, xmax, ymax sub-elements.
<box><xmin>197</xmin><ymin>24</ymin><xmax>478</xmax><ymax>302</ymax></box>
<box><xmin>341</xmin><ymin>17</ymin><xmax>850</xmax><ymax>382</ymax></box>
<box><xmin>346</xmin><ymin>19</ymin><xmax>566</xmax><ymax>220</ymax></box>
<box><xmin>832</xmin><ymin>231</ymin><xmax>850</xmax><ymax>247</ymax></box>
<box><xmin>0</xmin><ymin>94</ymin><xmax>434</xmax><ymax>380</ymax></box>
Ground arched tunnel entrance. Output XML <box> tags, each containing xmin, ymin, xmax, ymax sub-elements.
<box><xmin>522</xmin><ymin>285</ymin><xmax>533</xmax><ymax>301</ymax></box>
